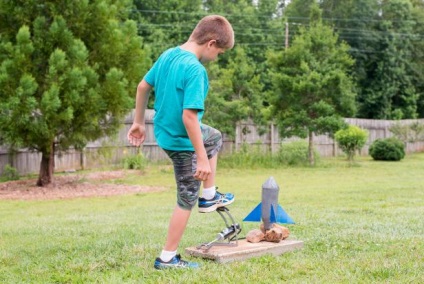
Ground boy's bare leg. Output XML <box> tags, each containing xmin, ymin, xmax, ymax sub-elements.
<box><xmin>163</xmin><ymin>206</ymin><xmax>192</xmax><ymax>251</ymax></box>
<box><xmin>163</xmin><ymin>154</ymin><xmax>218</xmax><ymax>251</ymax></box>
<box><xmin>203</xmin><ymin>154</ymin><xmax>217</xmax><ymax>188</ymax></box>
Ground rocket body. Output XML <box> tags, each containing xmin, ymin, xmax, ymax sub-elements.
<box><xmin>243</xmin><ymin>176</ymin><xmax>295</xmax><ymax>225</ymax></box>
<box><xmin>261</xmin><ymin>177</ymin><xmax>279</xmax><ymax>230</ymax></box>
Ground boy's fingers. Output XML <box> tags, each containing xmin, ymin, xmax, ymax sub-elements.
<box><xmin>194</xmin><ymin>170</ymin><xmax>210</xmax><ymax>181</ymax></box>
<box><xmin>127</xmin><ymin>134</ymin><xmax>143</xmax><ymax>146</ymax></box>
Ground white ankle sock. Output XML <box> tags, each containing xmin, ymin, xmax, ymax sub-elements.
<box><xmin>202</xmin><ymin>186</ymin><xmax>216</xmax><ymax>200</ymax></box>
<box><xmin>160</xmin><ymin>250</ymin><xmax>177</xmax><ymax>262</ymax></box>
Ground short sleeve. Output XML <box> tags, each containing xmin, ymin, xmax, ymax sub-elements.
<box><xmin>183</xmin><ymin>68</ymin><xmax>208</xmax><ymax>111</ymax></box>
<box><xmin>144</xmin><ymin>64</ymin><xmax>156</xmax><ymax>87</ymax></box>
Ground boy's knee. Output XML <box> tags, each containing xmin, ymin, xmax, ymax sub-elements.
<box><xmin>201</xmin><ymin>125</ymin><xmax>222</xmax><ymax>158</ymax></box>
<box><xmin>207</xmin><ymin>127</ymin><xmax>222</xmax><ymax>142</ymax></box>
<box><xmin>176</xmin><ymin>178</ymin><xmax>200</xmax><ymax>210</ymax></box>
<box><xmin>177</xmin><ymin>190</ymin><xmax>199</xmax><ymax>210</ymax></box>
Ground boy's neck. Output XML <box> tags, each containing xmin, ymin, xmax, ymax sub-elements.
<box><xmin>180</xmin><ymin>41</ymin><xmax>204</xmax><ymax>60</ymax></box>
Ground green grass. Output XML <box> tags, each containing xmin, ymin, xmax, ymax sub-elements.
<box><xmin>1</xmin><ymin>154</ymin><xmax>423</xmax><ymax>283</ymax></box>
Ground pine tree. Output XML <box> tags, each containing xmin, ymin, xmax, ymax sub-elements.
<box><xmin>267</xmin><ymin>5</ymin><xmax>356</xmax><ymax>165</ymax></box>
<box><xmin>358</xmin><ymin>0</ymin><xmax>419</xmax><ymax>119</ymax></box>
<box><xmin>0</xmin><ymin>0</ymin><xmax>150</xmax><ymax>186</ymax></box>
<box><xmin>204</xmin><ymin>46</ymin><xmax>266</xmax><ymax>137</ymax></box>
<box><xmin>320</xmin><ymin>0</ymin><xmax>422</xmax><ymax>119</ymax></box>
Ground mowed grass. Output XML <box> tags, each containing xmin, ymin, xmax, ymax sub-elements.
<box><xmin>0</xmin><ymin>154</ymin><xmax>423</xmax><ymax>283</ymax></box>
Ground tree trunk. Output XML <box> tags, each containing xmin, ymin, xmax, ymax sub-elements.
<box><xmin>308</xmin><ymin>130</ymin><xmax>315</xmax><ymax>166</ymax></box>
<box><xmin>36</xmin><ymin>142</ymin><xmax>55</xmax><ymax>187</ymax></box>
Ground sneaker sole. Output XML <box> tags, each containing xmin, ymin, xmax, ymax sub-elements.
<box><xmin>154</xmin><ymin>264</ymin><xmax>199</xmax><ymax>269</ymax></box>
<box><xmin>198</xmin><ymin>198</ymin><xmax>234</xmax><ymax>213</ymax></box>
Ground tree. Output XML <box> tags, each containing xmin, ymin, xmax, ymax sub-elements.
<box><xmin>358</xmin><ymin>0</ymin><xmax>419</xmax><ymax>119</ymax></box>
<box><xmin>389</xmin><ymin>121</ymin><xmax>424</xmax><ymax>143</ymax></box>
<box><xmin>204</xmin><ymin>46</ymin><xmax>266</xmax><ymax>137</ymax></box>
<box><xmin>410</xmin><ymin>0</ymin><xmax>424</xmax><ymax>117</ymax></box>
<box><xmin>0</xmin><ymin>0</ymin><xmax>150</xmax><ymax>186</ymax></box>
<box><xmin>283</xmin><ymin>0</ymin><xmax>315</xmax><ymax>27</ymax></box>
<box><xmin>132</xmin><ymin>0</ymin><xmax>203</xmax><ymax>59</ymax></box>
<box><xmin>267</xmin><ymin>5</ymin><xmax>356</xmax><ymax>165</ymax></box>
<box><xmin>320</xmin><ymin>0</ymin><xmax>423</xmax><ymax>119</ymax></box>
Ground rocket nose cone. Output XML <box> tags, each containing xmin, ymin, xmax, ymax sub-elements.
<box><xmin>262</xmin><ymin>176</ymin><xmax>279</xmax><ymax>190</ymax></box>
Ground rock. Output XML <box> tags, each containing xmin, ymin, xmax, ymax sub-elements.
<box><xmin>263</xmin><ymin>226</ymin><xmax>283</xmax><ymax>243</ymax></box>
<box><xmin>246</xmin><ymin>229</ymin><xmax>265</xmax><ymax>243</ymax></box>
<box><xmin>273</xmin><ymin>223</ymin><xmax>290</xmax><ymax>240</ymax></box>
<box><xmin>260</xmin><ymin>223</ymin><xmax>290</xmax><ymax>243</ymax></box>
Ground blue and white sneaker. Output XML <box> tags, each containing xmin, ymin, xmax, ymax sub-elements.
<box><xmin>198</xmin><ymin>191</ymin><xmax>235</xmax><ymax>213</ymax></box>
<box><xmin>154</xmin><ymin>254</ymin><xmax>199</xmax><ymax>270</ymax></box>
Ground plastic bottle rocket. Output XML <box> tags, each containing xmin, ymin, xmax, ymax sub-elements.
<box><xmin>243</xmin><ymin>177</ymin><xmax>295</xmax><ymax>228</ymax></box>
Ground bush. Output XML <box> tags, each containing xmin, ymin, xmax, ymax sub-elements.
<box><xmin>335</xmin><ymin>125</ymin><xmax>368</xmax><ymax>162</ymax></box>
<box><xmin>278</xmin><ymin>141</ymin><xmax>320</xmax><ymax>166</ymax></box>
<box><xmin>122</xmin><ymin>153</ymin><xmax>147</xmax><ymax>170</ymax></box>
<box><xmin>389</xmin><ymin>121</ymin><xmax>424</xmax><ymax>143</ymax></box>
<box><xmin>220</xmin><ymin>143</ymin><xmax>278</xmax><ymax>168</ymax></box>
<box><xmin>2</xmin><ymin>164</ymin><xmax>20</xmax><ymax>181</ymax></box>
<box><xmin>369</xmin><ymin>138</ymin><xmax>405</xmax><ymax>161</ymax></box>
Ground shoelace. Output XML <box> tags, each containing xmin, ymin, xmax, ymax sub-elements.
<box><xmin>174</xmin><ymin>255</ymin><xmax>189</xmax><ymax>266</ymax></box>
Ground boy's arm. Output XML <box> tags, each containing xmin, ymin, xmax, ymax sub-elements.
<box><xmin>127</xmin><ymin>79</ymin><xmax>152</xmax><ymax>146</ymax></box>
<box><xmin>183</xmin><ymin>109</ymin><xmax>211</xmax><ymax>181</ymax></box>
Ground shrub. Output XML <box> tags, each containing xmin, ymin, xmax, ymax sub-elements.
<box><xmin>123</xmin><ymin>153</ymin><xmax>147</xmax><ymax>170</ymax></box>
<box><xmin>389</xmin><ymin>121</ymin><xmax>424</xmax><ymax>143</ymax></box>
<box><xmin>335</xmin><ymin>125</ymin><xmax>368</xmax><ymax>162</ymax></box>
<box><xmin>220</xmin><ymin>143</ymin><xmax>278</xmax><ymax>168</ymax></box>
<box><xmin>369</xmin><ymin>138</ymin><xmax>405</xmax><ymax>161</ymax></box>
<box><xmin>2</xmin><ymin>164</ymin><xmax>20</xmax><ymax>181</ymax></box>
<box><xmin>278</xmin><ymin>141</ymin><xmax>320</xmax><ymax>166</ymax></box>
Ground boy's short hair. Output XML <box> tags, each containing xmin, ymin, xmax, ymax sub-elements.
<box><xmin>190</xmin><ymin>15</ymin><xmax>234</xmax><ymax>49</ymax></box>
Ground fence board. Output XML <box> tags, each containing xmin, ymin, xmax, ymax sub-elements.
<box><xmin>235</xmin><ymin>118</ymin><xmax>424</xmax><ymax>157</ymax></box>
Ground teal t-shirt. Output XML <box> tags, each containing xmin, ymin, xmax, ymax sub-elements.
<box><xmin>144</xmin><ymin>47</ymin><xmax>209</xmax><ymax>151</ymax></box>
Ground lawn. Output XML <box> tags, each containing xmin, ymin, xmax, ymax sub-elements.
<box><xmin>1</xmin><ymin>154</ymin><xmax>423</xmax><ymax>283</ymax></box>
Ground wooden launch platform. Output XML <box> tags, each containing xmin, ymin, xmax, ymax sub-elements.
<box><xmin>185</xmin><ymin>239</ymin><xmax>304</xmax><ymax>263</ymax></box>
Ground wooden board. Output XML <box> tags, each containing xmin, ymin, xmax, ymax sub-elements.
<box><xmin>185</xmin><ymin>239</ymin><xmax>304</xmax><ymax>263</ymax></box>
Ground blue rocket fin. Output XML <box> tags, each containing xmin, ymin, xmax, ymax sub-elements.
<box><xmin>243</xmin><ymin>203</ymin><xmax>295</xmax><ymax>224</ymax></box>
<box><xmin>272</xmin><ymin>204</ymin><xmax>295</xmax><ymax>224</ymax></box>
<box><xmin>242</xmin><ymin>203</ymin><xmax>262</xmax><ymax>222</ymax></box>
<box><xmin>243</xmin><ymin>202</ymin><xmax>295</xmax><ymax>224</ymax></box>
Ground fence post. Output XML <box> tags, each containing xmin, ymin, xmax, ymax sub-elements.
<box><xmin>333</xmin><ymin>140</ymin><xmax>337</xmax><ymax>157</ymax></box>
<box><xmin>80</xmin><ymin>150</ymin><xmax>85</xmax><ymax>170</ymax></box>
<box><xmin>270</xmin><ymin>123</ymin><xmax>275</xmax><ymax>154</ymax></box>
<box><xmin>235</xmin><ymin>122</ymin><xmax>240</xmax><ymax>152</ymax></box>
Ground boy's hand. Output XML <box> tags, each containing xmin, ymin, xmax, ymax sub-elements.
<box><xmin>194</xmin><ymin>154</ymin><xmax>211</xmax><ymax>181</ymax></box>
<box><xmin>127</xmin><ymin>123</ymin><xmax>146</xmax><ymax>147</ymax></box>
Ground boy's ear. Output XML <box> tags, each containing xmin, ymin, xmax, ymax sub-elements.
<box><xmin>207</xmin><ymin>39</ymin><xmax>217</xmax><ymax>48</ymax></box>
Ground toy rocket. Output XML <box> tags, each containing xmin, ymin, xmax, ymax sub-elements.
<box><xmin>243</xmin><ymin>176</ymin><xmax>295</xmax><ymax>229</ymax></box>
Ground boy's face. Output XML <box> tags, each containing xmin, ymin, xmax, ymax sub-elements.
<box><xmin>200</xmin><ymin>40</ymin><xmax>227</xmax><ymax>63</ymax></box>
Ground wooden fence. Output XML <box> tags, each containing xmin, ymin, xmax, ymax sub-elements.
<box><xmin>236</xmin><ymin>118</ymin><xmax>424</xmax><ymax>156</ymax></box>
<box><xmin>1</xmin><ymin>109</ymin><xmax>423</xmax><ymax>176</ymax></box>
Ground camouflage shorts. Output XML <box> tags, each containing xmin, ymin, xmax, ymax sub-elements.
<box><xmin>164</xmin><ymin>124</ymin><xmax>222</xmax><ymax>210</ymax></box>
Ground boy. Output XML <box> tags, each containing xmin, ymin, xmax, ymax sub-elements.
<box><xmin>127</xmin><ymin>15</ymin><xmax>235</xmax><ymax>269</ymax></box>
